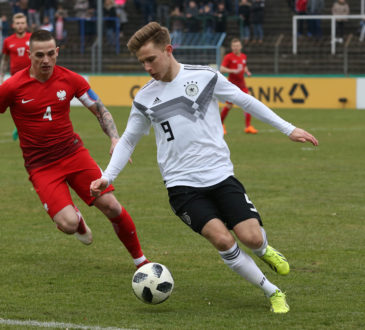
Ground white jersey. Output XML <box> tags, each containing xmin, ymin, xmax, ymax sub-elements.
<box><xmin>102</xmin><ymin>64</ymin><xmax>296</xmax><ymax>188</ymax></box>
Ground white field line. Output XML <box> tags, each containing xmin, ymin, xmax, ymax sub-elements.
<box><xmin>0</xmin><ymin>318</ymin><xmax>137</xmax><ymax>330</ymax></box>
<box><xmin>257</xmin><ymin>126</ymin><xmax>364</xmax><ymax>133</ymax></box>
<box><xmin>0</xmin><ymin>126</ymin><xmax>362</xmax><ymax>145</ymax></box>
<box><xmin>0</xmin><ymin>126</ymin><xmax>363</xmax><ymax>144</ymax></box>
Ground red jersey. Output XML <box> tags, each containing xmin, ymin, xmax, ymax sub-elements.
<box><xmin>0</xmin><ymin>65</ymin><xmax>90</xmax><ymax>171</ymax></box>
<box><xmin>2</xmin><ymin>32</ymin><xmax>32</xmax><ymax>75</ymax></box>
<box><xmin>221</xmin><ymin>52</ymin><xmax>248</xmax><ymax>90</ymax></box>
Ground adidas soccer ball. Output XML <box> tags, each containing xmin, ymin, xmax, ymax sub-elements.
<box><xmin>132</xmin><ymin>263</ymin><xmax>174</xmax><ymax>304</ymax></box>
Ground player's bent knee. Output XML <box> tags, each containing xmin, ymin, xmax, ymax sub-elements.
<box><xmin>242</xmin><ymin>232</ymin><xmax>263</xmax><ymax>249</ymax></box>
<box><xmin>209</xmin><ymin>232</ymin><xmax>235</xmax><ymax>251</ymax></box>
<box><xmin>249</xmin><ymin>235</ymin><xmax>264</xmax><ymax>249</ymax></box>
<box><xmin>54</xmin><ymin>213</ymin><xmax>79</xmax><ymax>234</ymax></box>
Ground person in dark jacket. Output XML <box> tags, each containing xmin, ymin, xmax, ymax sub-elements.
<box><xmin>251</xmin><ymin>0</ymin><xmax>264</xmax><ymax>43</ymax></box>
<box><xmin>239</xmin><ymin>0</ymin><xmax>251</xmax><ymax>44</ymax></box>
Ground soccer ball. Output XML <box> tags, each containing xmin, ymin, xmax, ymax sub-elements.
<box><xmin>132</xmin><ymin>262</ymin><xmax>174</xmax><ymax>304</ymax></box>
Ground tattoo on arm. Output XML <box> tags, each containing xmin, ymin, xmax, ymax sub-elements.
<box><xmin>94</xmin><ymin>100</ymin><xmax>119</xmax><ymax>139</ymax></box>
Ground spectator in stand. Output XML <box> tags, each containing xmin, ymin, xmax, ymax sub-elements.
<box><xmin>140</xmin><ymin>0</ymin><xmax>156</xmax><ymax>24</ymax></box>
<box><xmin>74</xmin><ymin>0</ymin><xmax>96</xmax><ymax>40</ymax></box>
<box><xmin>251</xmin><ymin>0</ymin><xmax>264</xmax><ymax>44</ymax></box>
<box><xmin>19</xmin><ymin>0</ymin><xmax>29</xmax><ymax>16</ymax></box>
<box><xmin>10</xmin><ymin>0</ymin><xmax>21</xmax><ymax>14</ymax></box>
<box><xmin>221</xmin><ymin>0</ymin><xmax>233</xmax><ymax>14</ymax></box>
<box><xmin>185</xmin><ymin>0</ymin><xmax>200</xmax><ymax>32</ymax></box>
<box><xmin>215</xmin><ymin>1</ymin><xmax>227</xmax><ymax>33</ymax></box>
<box><xmin>239</xmin><ymin>0</ymin><xmax>251</xmax><ymax>45</ymax></box>
<box><xmin>172</xmin><ymin>0</ymin><xmax>184</xmax><ymax>11</ymax></box>
<box><xmin>115</xmin><ymin>0</ymin><xmax>128</xmax><ymax>39</ymax></box>
<box><xmin>74</xmin><ymin>0</ymin><xmax>89</xmax><ymax>19</ymax></box>
<box><xmin>1</xmin><ymin>15</ymin><xmax>9</xmax><ymax>39</ymax></box>
<box><xmin>307</xmin><ymin>0</ymin><xmax>324</xmax><ymax>39</ymax></box>
<box><xmin>87</xmin><ymin>0</ymin><xmax>97</xmax><ymax>37</ymax></box>
<box><xmin>28</xmin><ymin>0</ymin><xmax>42</xmax><ymax>32</ymax></box>
<box><xmin>44</xmin><ymin>0</ymin><xmax>58</xmax><ymax>30</ymax></box>
<box><xmin>104</xmin><ymin>0</ymin><xmax>118</xmax><ymax>46</ymax></box>
<box><xmin>200</xmin><ymin>1</ymin><xmax>215</xmax><ymax>34</ymax></box>
<box><xmin>55</xmin><ymin>4</ymin><xmax>67</xmax><ymax>47</ymax></box>
<box><xmin>332</xmin><ymin>0</ymin><xmax>350</xmax><ymax>43</ymax></box>
<box><xmin>295</xmin><ymin>0</ymin><xmax>308</xmax><ymax>36</ymax></box>
<box><xmin>170</xmin><ymin>5</ymin><xmax>184</xmax><ymax>45</ymax></box>
<box><xmin>40</xmin><ymin>16</ymin><xmax>54</xmax><ymax>32</ymax></box>
<box><xmin>156</xmin><ymin>0</ymin><xmax>171</xmax><ymax>26</ymax></box>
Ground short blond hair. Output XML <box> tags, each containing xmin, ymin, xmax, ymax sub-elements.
<box><xmin>13</xmin><ymin>13</ymin><xmax>27</xmax><ymax>22</ymax></box>
<box><xmin>127</xmin><ymin>22</ymin><xmax>171</xmax><ymax>54</ymax></box>
<box><xmin>230</xmin><ymin>38</ymin><xmax>241</xmax><ymax>45</ymax></box>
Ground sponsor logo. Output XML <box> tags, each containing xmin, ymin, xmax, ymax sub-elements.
<box><xmin>153</xmin><ymin>97</ymin><xmax>162</xmax><ymax>105</ymax></box>
<box><xmin>21</xmin><ymin>99</ymin><xmax>34</xmax><ymax>104</ymax></box>
<box><xmin>289</xmin><ymin>83</ymin><xmax>309</xmax><ymax>104</ymax></box>
<box><xmin>180</xmin><ymin>211</ymin><xmax>192</xmax><ymax>226</ymax></box>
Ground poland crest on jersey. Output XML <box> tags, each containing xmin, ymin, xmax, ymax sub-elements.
<box><xmin>57</xmin><ymin>90</ymin><xmax>66</xmax><ymax>101</ymax></box>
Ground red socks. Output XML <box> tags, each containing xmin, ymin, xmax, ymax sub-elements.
<box><xmin>222</xmin><ymin>106</ymin><xmax>252</xmax><ymax>128</ymax></box>
<box><xmin>109</xmin><ymin>208</ymin><xmax>144</xmax><ymax>259</ymax></box>
<box><xmin>220</xmin><ymin>106</ymin><xmax>230</xmax><ymax>123</ymax></box>
<box><xmin>75</xmin><ymin>208</ymin><xmax>87</xmax><ymax>234</ymax></box>
<box><xmin>245</xmin><ymin>112</ymin><xmax>252</xmax><ymax>128</ymax></box>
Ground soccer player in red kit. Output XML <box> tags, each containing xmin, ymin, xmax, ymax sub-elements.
<box><xmin>220</xmin><ymin>38</ymin><xmax>258</xmax><ymax>134</ymax></box>
<box><xmin>0</xmin><ymin>29</ymin><xmax>149</xmax><ymax>269</ymax></box>
<box><xmin>0</xmin><ymin>13</ymin><xmax>32</xmax><ymax>141</ymax></box>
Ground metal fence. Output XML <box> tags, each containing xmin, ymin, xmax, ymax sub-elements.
<box><xmin>171</xmin><ymin>32</ymin><xmax>226</xmax><ymax>69</ymax></box>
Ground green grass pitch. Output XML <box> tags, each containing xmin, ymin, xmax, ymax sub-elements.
<box><xmin>0</xmin><ymin>106</ymin><xmax>364</xmax><ymax>329</ymax></box>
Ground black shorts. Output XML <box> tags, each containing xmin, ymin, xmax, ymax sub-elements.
<box><xmin>167</xmin><ymin>176</ymin><xmax>262</xmax><ymax>234</ymax></box>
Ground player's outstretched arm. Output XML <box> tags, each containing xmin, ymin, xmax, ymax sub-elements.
<box><xmin>90</xmin><ymin>178</ymin><xmax>109</xmax><ymax>197</ymax></box>
<box><xmin>289</xmin><ymin>128</ymin><xmax>318</xmax><ymax>146</ymax></box>
<box><xmin>87</xmin><ymin>100</ymin><xmax>119</xmax><ymax>154</ymax></box>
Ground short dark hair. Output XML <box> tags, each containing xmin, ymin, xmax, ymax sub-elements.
<box><xmin>127</xmin><ymin>22</ymin><xmax>171</xmax><ymax>54</ymax></box>
<box><xmin>30</xmin><ymin>29</ymin><xmax>55</xmax><ymax>48</ymax></box>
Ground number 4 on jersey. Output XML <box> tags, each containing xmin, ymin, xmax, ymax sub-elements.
<box><xmin>43</xmin><ymin>106</ymin><xmax>52</xmax><ymax>121</ymax></box>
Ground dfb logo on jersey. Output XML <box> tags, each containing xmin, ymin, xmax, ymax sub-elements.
<box><xmin>57</xmin><ymin>90</ymin><xmax>66</xmax><ymax>101</ymax></box>
<box><xmin>184</xmin><ymin>81</ymin><xmax>199</xmax><ymax>97</ymax></box>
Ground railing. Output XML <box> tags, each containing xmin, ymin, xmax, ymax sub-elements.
<box><xmin>343</xmin><ymin>33</ymin><xmax>353</xmax><ymax>76</ymax></box>
<box><xmin>171</xmin><ymin>32</ymin><xmax>226</xmax><ymax>68</ymax></box>
<box><xmin>274</xmin><ymin>34</ymin><xmax>284</xmax><ymax>74</ymax></box>
<box><xmin>292</xmin><ymin>14</ymin><xmax>365</xmax><ymax>55</ymax></box>
<box><xmin>167</xmin><ymin>15</ymin><xmax>242</xmax><ymax>36</ymax></box>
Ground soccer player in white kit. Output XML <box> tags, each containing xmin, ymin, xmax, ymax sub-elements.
<box><xmin>90</xmin><ymin>22</ymin><xmax>319</xmax><ymax>313</ymax></box>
